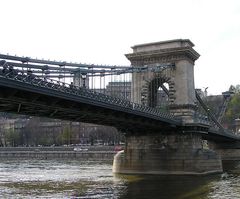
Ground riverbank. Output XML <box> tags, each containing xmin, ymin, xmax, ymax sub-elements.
<box><xmin>0</xmin><ymin>146</ymin><xmax>117</xmax><ymax>160</ymax></box>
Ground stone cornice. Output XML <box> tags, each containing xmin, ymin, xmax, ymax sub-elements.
<box><xmin>131</xmin><ymin>39</ymin><xmax>195</xmax><ymax>49</ymax></box>
<box><xmin>125</xmin><ymin>47</ymin><xmax>200</xmax><ymax>65</ymax></box>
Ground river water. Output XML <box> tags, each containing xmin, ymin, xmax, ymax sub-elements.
<box><xmin>0</xmin><ymin>159</ymin><xmax>239</xmax><ymax>199</ymax></box>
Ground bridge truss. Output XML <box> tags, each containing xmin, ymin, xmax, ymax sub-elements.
<box><xmin>0</xmin><ymin>54</ymin><xmax>239</xmax><ymax>141</ymax></box>
<box><xmin>0</xmin><ymin>54</ymin><xmax>180</xmax><ymax>132</ymax></box>
<box><xmin>0</xmin><ymin>53</ymin><xmax>174</xmax><ymax>102</ymax></box>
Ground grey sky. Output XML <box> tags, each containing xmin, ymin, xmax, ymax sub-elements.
<box><xmin>0</xmin><ymin>0</ymin><xmax>240</xmax><ymax>95</ymax></box>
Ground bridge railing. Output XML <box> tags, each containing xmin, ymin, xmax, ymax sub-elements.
<box><xmin>193</xmin><ymin>112</ymin><xmax>212</xmax><ymax>126</ymax></box>
<box><xmin>0</xmin><ymin>67</ymin><xmax>181</xmax><ymax>123</ymax></box>
<box><xmin>193</xmin><ymin>103</ymin><xmax>234</xmax><ymax>133</ymax></box>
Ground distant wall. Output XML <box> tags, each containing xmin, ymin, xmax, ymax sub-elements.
<box><xmin>0</xmin><ymin>146</ymin><xmax>117</xmax><ymax>160</ymax></box>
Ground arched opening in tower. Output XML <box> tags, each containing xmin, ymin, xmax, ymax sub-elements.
<box><xmin>147</xmin><ymin>78</ymin><xmax>169</xmax><ymax>110</ymax></box>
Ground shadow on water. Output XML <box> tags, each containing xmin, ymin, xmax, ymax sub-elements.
<box><xmin>114</xmin><ymin>161</ymin><xmax>240</xmax><ymax>199</ymax></box>
<box><xmin>222</xmin><ymin>160</ymin><xmax>240</xmax><ymax>173</ymax></box>
<box><xmin>1</xmin><ymin>159</ymin><xmax>240</xmax><ymax>198</ymax></box>
<box><xmin>114</xmin><ymin>174</ymin><xmax>220</xmax><ymax>199</ymax></box>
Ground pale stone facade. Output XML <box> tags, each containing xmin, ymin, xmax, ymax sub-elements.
<box><xmin>73</xmin><ymin>72</ymin><xmax>89</xmax><ymax>89</ymax></box>
<box><xmin>113</xmin><ymin>39</ymin><xmax>224</xmax><ymax>175</ymax></box>
<box><xmin>113</xmin><ymin>133</ymin><xmax>222</xmax><ymax>175</ymax></box>
<box><xmin>126</xmin><ymin>39</ymin><xmax>200</xmax><ymax>123</ymax></box>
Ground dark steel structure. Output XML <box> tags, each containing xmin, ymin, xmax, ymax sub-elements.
<box><xmin>0</xmin><ymin>60</ymin><xmax>180</xmax><ymax>134</ymax></box>
<box><xmin>0</xmin><ymin>54</ymin><xmax>239</xmax><ymax>141</ymax></box>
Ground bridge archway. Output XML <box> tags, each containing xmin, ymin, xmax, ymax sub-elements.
<box><xmin>141</xmin><ymin>74</ymin><xmax>172</xmax><ymax>110</ymax></box>
<box><xmin>149</xmin><ymin>81</ymin><xmax>169</xmax><ymax>109</ymax></box>
<box><xmin>126</xmin><ymin>39</ymin><xmax>200</xmax><ymax>122</ymax></box>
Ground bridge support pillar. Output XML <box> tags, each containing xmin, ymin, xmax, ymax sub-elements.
<box><xmin>113</xmin><ymin>133</ymin><xmax>222</xmax><ymax>175</ymax></box>
<box><xmin>208</xmin><ymin>141</ymin><xmax>240</xmax><ymax>171</ymax></box>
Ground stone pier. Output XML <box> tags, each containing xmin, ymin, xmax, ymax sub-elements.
<box><xmin>209</xmin><ymin>141</ymin><xmax>240</xmax><ymax>171</ymax></box>
<box><xmin>113</xmin><ymin>133</ymin><xmax>222</xmax><ymax>175</ymax></box>
<box><xmin>113</xmin><ymin>39</ymin><xmax>223</xmax><ymax>175</ymax></box>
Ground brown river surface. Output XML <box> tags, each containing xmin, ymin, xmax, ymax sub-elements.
<box><xmin>0</xmin><ymin>159</ymin><xmax>239</xmax><ymax>198</ymax></box>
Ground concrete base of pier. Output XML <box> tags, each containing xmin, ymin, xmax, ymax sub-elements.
<box><xmin>208</xmin><ymin>142</ymin><xmax>240</xmax><ymax>171</ymax></box>
<box><xmin>113</xmin><ymin>134</ymin><xmax>223</xmax><ymax>175</ymax></box>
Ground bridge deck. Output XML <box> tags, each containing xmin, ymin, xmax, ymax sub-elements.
<box><xmin>0</xmin><ymin>72</ymin><xmax>181</xmax><ymax>134</ymax></box>
<box><xmin>0</xmin><ymin>70</ymin><xmax>239</xmax><ymax>141</ymax></box>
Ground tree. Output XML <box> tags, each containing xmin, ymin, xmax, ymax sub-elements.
<box><xmin>5</xmin><ymin>128</ymin><xmax>20</xmax><ymax>146</ymax></box>
<box><xmin>24</xmin><ymin>117</ymin><xmax>43</xmax><ymax>146</ymax></box>
<box><xmin>61</xmin><ymin>125</ymin><xmax>72</xmax><ymax>145</ymax></box>
<box><xmin>224</xmin><ymin>93</ymin><xmax>240</xmax><ymax>129</ymax></box>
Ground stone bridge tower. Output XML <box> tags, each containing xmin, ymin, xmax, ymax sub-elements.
<box><xmin>125</xmin><ymin>39</ymin><xmax>200</xmax><ymax>123</ymax></box>
<box><xmin>113</xmin><ymin>39</ymin><xmax>222</xmax><ymax>175</ymax></box>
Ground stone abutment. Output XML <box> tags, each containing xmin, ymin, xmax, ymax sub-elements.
<box><xmin>113</xmin><ymin>133</ymin><xmax>222</xmax><ymax>175</ymax></box>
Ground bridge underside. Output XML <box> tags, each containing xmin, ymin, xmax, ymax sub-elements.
<box><xmin>0</xmin><ymin>77</ymin><xmax>239</xmax><ymax>143</ymax></box>
<box><xmin>0</xmin><ymin>78</ymin><xmax>178</xmax><ymax>134</ymax></box>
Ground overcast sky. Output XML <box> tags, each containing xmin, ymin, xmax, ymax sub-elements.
<box><xmin>0</xmin><ymin>0</ymin><xmax>239</xmax><ymax>95</ymax></box>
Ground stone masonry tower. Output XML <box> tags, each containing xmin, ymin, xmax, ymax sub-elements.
<box><xmin>125</xmin><ymin>39</ymin><xmax>200</xmax><ymax>123</ymax></box>
<box><xmin>113</xmin><ymin>40</ymin><xmax>223</xmax><ymax>175</ymax></box>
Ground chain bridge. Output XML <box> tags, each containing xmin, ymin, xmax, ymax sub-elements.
<box><xmin>0</xmin><ymin>39</ymin><xmax>240</xmax><ymax>175</ymax></box>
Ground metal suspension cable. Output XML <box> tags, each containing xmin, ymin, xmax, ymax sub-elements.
<box><xmin>132</xmin><ymin>66</ymin><xmax>134</xmax><ymax>103</ymax></box>
<box><xmin>100</xmin><ymin>73</ymin><xmax>102</xmax><ymax>93</ymax></box>
<box><xmin>103</xmin><ymin>72</ymin><xmax>105</xmax><ymax>94</ymax></box>
<box><xmin>195</xmin><ymin>91</ymin><xmax>225</xmax><ymax>131</ymax></box>
<box><xmin>117</xmin><ymin>74</ymin><xmax>119</xmax><ymax>98</ymax></box>
<box><xmin>0</xmin><ymin>53</ymin><xmax>130</xmax><ymax>69</ymax></box>
<box><xmin>124</xmin><ymin>73</ymin><xmax>126</xmax><ymax>100</ymax></box>
<box><xmin>79</xmin><ymin>68</ymin><xmax>81</xmax><ymax>87</ymax></box>
<box><xmin>0</xmin><ymin>58</ymin><xmax>175</xmax><ymax>79</ymax></box>
<box><xmin>217</xmin><ymin>91</ymin><xmax>233</xmax><ymax>123</ymax></box>
<box><xmin>110</xmin><ymin>68</ymin><xmax>113</xmax><ymax>96</ymax></box>
<box><xmin>114</xmin><ymin>69</ymin><xmax>116</xmax><ymax>97</ymax></box>
<box><xmin>92</xmin><ymin>67</ymin><xmax>95</xmax><ymax>90</ymax></box>
<box><xmin>147</xmin><ymin>67</ymin><xmax>150</xmax><ymax>107</ymax></box>
<box><xmin>63</xmin><ymin>64</ymin><xmax>65</xmax><ymax>83</ymax></box>
<box><xmin>0</xmin><ymin>54</ymin><xmax>176</xmax><ymax>104</ymax></box>
<box><xmin>160</xmin><ymin>84</ymin><xmax>169</xmax><ymax>96</ymax></box>
<box><xmin>156</xmin><ymin>79</ymin><xmax>158</xmax><ymax>107</ymax></box>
